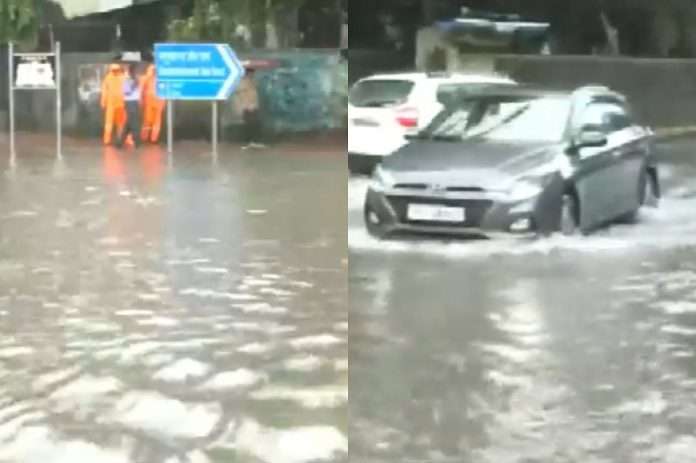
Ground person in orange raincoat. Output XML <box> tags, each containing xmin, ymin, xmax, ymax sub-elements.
<box><xmin>101</xmin><ymin>64</ymin><xmax>127</xmax><ymax>146</ymax></box>
<box><xmin>139</xmin><ymin>63</ymin><xmax>165</xmax><ymax>144</ymax></box>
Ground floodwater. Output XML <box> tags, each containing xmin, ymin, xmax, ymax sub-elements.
<box><xmin>0</xmin><ymin>134</ymin><xmax>347</xmax><ymax>463</ymax></box>
<box><xmin>349</xmin><ymin>137</ymin><xmax>696</xmax><ymax>462</ymax></box>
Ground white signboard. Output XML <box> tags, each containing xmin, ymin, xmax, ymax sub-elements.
<box><xmin>14</xmin><ymin>54</ymin><xmax>56</xmax><ymax>89</ymax></box>
<box><xmin>8</xmin><ymin>44</ymin><xmax>62</xmax><ymax>162</ymax></box>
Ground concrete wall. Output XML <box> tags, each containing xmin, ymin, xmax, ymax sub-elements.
<box><xmin>348</xmin><ymin>49</ymin><xmax>413</xmax><ymax>84</ymax></box>
<box><xmin>243</xmin><ymin>49</ymin><xmax>347</xmax><ymax>134</ymax></box>
<box><xmin>0</xmin><ymin>48</ymin><xmax>347</xmax><ymax>140</ymax></box>
<box><xmin>491</xmin><ymin>55</ymin><xmax>696</xmax><ymax>128</ymax></box>
<box><xmin>349</xmin><ymin>49</ymin><xmax>696</xmax><ymax>129</ymax></box>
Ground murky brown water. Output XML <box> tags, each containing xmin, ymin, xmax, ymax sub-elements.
<box><xmin>349</xmin><ymin>138</ymin><xmax>696</xmax><ymax>462</ymax></box>
<box><xmin>0</xmin><ymin>134</ymin><xmax>347</xmax><ymax>463</ymax></box>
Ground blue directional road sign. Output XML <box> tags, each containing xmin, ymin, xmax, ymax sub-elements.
<box><xmin>154</xmin><ymin>43</ymin><xmax>245</xmax><ymax>101</ymax></box>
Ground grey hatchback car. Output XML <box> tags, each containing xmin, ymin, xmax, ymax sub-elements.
<box><xmin>364</xmin><ymin>85</ymin><xmax>660</xmax><ymax>239</ymax></box>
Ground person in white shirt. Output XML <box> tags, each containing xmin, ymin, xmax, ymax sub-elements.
<box><xmin>119</xmin><ymin>65</ymin><xmax>141</xmax><ymax>148</ymax></box>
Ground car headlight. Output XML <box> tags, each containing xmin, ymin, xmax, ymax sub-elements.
<box><xmin>506</xmin><ymin>174</ymin><xmax>553</xmax><ymax>202</ymax></box>
<box><xmin>370</xmin><ymin>165</ymin><xmax>395</xmax><ymax>191</ymax></box>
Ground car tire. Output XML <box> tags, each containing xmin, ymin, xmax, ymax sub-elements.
<box><xmin>560</xmin><ymin>193</ymin><xmax>579</xmax><ymax>236</ymax></box>
<box><xmin>364</xmin><ymin>207</ymin><xmax>389</xmax><ymax>240</ymax></box>
<box><xmin>640</xmin><ymin>170</ymin><xmax>659</xmax><ymax>208</ymax></box>
<box><xmin>621</xmin><ymin>170</ymin><xmax>659</xmax><ymax>223</ymax></box>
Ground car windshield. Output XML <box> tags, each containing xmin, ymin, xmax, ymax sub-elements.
<box><xmin>418</xmin><ymin>95</ymin><xmax>571</xmax><ymax>143</ymax></box>
<box><xmin>349</xmin><ymin>79</ymin><xmax>414</xmax><ymax>107</ymax></box>
<box><xmin>436</xmin><ymin>82</ymin><xmax>511</xmax><ymax>106</ymax></box>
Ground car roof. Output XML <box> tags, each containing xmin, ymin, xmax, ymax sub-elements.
<box><xmin>359</xmin><ymin>72</ymin><xmax>516</xmax><ymax>84</ymax></box>
<box><xmin>454</xmin><ymin>84</ymin><xmax>626</xmax><ymax>102</ymax></box>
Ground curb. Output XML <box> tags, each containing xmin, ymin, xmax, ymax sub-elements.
<box><xmin>654</xmin><ymin>126</ymin><xmax>696</xmax><ymax>140</ymax></box>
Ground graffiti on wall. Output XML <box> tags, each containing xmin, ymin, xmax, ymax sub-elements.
<box><xmin>72</xmin><ymin>51</ymin><xmax>347</xmax><ymax>137</ymax></box>
<box><xmin>252</xmin><ymin>51</ymin><xmax>347</xmax><ymax>133</ymax></box>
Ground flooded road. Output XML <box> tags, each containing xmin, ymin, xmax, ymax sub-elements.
<box><xmin>349</xmin><ymin>137</ymin><xmax>696</xmax><ymax>462</ymax></box>
<box><xmin>0</xmin><ymin>135</ymin><xmax>347</xmax><ymax>462</ymax></box>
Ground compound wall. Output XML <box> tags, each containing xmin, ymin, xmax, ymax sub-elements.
<box><xmin>349</xmin><ymin>49</ymin><xmax>696</xmax><ymax>130</ymax></box>
<box><xmin>0</xmin><ymin>48</ymin><xmax>347</xmax><ymax>140</ymax></box>
<box><xmin>492</xmin><ymin>55</ymin><xmax>696</xmax><ymax>129</ymax></box>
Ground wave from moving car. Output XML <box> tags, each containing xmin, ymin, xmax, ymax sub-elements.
<box><xmin>363</xmin><ymin>85</ymin><xmax>660</xmax><ymax>239</ymax></box>
<box><xmin>348</xmin><ymin>72</ymin><xmax>517</xmax><ymax>175</ymax></box>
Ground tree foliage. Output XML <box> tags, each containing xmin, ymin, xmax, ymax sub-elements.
<box><xmin>0</xmin><ymin>0</ymin><xmax>38</xmax><ymax>48</ymax></box>
<box><xmin>168</xmin><ymin>0</ymin><xmax>309</xmax><ymax>47</ymax></box>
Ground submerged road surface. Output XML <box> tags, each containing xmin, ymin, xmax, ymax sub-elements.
<box><xmin>0</xmin><ymin>134</ymin><xmax>347</xmax><ymax>463</ymax></box>
<box><xmin>350</xmin><ymin>137</ymin><xmax>696</xmax><ymax>462</ymax></box>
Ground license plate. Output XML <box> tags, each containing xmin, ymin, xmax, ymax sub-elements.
<box><xmin>351</xmin><ymin>118</ymin><xmax>380</xmax><ymax>128</ymax></box>
<box><xmin>407</xmin><ymin>204</ymin><xmax>466</xmax><ymax>222</ymax></box>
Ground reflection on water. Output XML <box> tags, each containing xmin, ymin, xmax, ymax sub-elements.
<box><xmin>0</xmin><ymin>140</ymin><xmax>347</xmax><ymax>462</ymax></box>
<box><xmin>349</xmin><ymin>149</ymin><xmax>696</xmax><ymax>461</ymax></box>
<box><xmin>351</xmin><ymin>250</ymin><xmax>696</xmax><ymax>461</ymax></box>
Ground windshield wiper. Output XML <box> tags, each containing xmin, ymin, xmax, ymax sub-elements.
<box><xmin>465</xmin><ymin>104</ymin><xmax>531</xmax><ymax>139</ymax></box>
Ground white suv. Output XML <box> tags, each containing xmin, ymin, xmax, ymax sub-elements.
<box><xmin>348</xmin><ymin>72</ymin><xmax>516</xmax><ymax>174</ymax></box>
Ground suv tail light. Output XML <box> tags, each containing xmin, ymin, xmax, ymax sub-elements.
<box><xmin>396</xmin><ymin>107</ymin><xmax>419</xmax><ymax>128</ymax></box>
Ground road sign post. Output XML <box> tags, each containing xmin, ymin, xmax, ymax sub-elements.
<box><xmin>55</xmin><ymin>41</ymin><xmax>62</xmax><ymax>160</ymax></box>
<box><xmin>212</xmin><ymin>101</ymin><xmax>218</xmax><ymax>158</ymax></box>
<box><xmin>154</xmin><ymin>43</ymin><xmax>245</xmax><ymax>158</ymax></box>
<box><xmin>8</xmin><ymin>43</ymin><xmax>15</xmax><ymax>163</ymax></box>
<box><xmin>8</xmin><ymin>42</ymin><xmax>62</xmax><ymax>162</ymax></box>
<box><xmin>167</xmin><ymin>102</ymin><xmax>173</xmax><ymax>155</ymax></box>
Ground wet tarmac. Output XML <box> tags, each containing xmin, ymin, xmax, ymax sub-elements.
<box><xmin>349</xmin><ymin>137</ymin><xmax>696</xmax><ymax>462</ymax></box>
<box><xmin>0</xmin><ymin>134</ymin><xmax>347</xmax><ymax>463</ymax></box>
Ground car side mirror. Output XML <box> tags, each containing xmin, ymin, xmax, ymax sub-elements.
<box><xmin>569</xmin><ymin>129</ymin><xmax>608</xmax><ymax>154</ymax></box>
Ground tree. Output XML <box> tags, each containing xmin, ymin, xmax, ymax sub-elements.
<box><xmin>168</xmin><ymin>0</ymin><xmax>309</xmax><ymax>48</ymax></box>
<box><xmin>0</xmin><ymin>0</ymin><xmax>39</xmax><ymax>49</ymax></box>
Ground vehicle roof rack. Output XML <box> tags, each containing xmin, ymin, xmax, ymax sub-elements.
<box><xmin>426</xmin><ymin>71</ymin><xmax>451</xmax><ymax>78</ymax></box>
<box><xmin>573</xmin><ymin>85</ymin><xmax>627</xmax><ymax>103</ymax></box>
<box><xmin>575</xmin><ymin>84</ymin><xmax>611</xmax><ymax>93</ymax></box>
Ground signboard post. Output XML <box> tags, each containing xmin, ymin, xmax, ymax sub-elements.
<box><xmin>8</xmin><ymin>42</ymin><xmax>62</xmax><ymax>163</ymax></box>
<box><xmin>8</xmin><ymin>43</ymin><xmax>14</xmax><ymax>162</ymax></box>
<box><xmin>167</xmin><ymin>100</ymin><xmax>173</xmax><ymax>156</ymax></box>
<box><xmin>154</xmin><ymin>43</ymin><xmax>245</xmax><ymax>158</ymax></box>
<box><xmin>56</xmin><ymin>42</ymin><xmax>62</xmax><ymax>159</ymax></box>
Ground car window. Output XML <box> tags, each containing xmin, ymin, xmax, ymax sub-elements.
<box><xmin>421</xmin><ymin>95</ymin><xmax>571</xmax><ymax>143</ymax></box>
<box><xmin>605</xmin><ymin>104</ymin><xmax>633</xmax><ymax>131</ymax></box>
<box><xmin>348</xmin><ymin>79</ymin><xmax>414</xmax><ymax>107</ymax></box>
<box><xmin>436</xmin><ymin>83</ymin><xmax>502</xmax><ymax>106</ymax></box>
<box><xmin>577</xmin><ymin>101</ymin><xmax>632</xmax><ymax>133</ymax></box>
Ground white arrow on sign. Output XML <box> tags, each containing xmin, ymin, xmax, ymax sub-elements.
<box><xmin>217</xmin><ymin>44</ymin><xmax>246</xmax><ymax>100</ymax></box>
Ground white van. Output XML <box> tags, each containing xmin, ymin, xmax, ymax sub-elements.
<box><xmin>348</xmin><ymin>72</ymin><xmax>516</xmax><ymax>174</ymax></box>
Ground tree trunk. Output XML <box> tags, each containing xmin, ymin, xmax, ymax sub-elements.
<box><xmin>421</xmin><ymin>0</ymin><xmax>438</xmax><ymax>26</ymax></box>
<box><xmin>275</xmin><ymin>5</ymin><xmax>300</xmax><ymax>48</ymax></box>
<box><xmin>651</xmin><ymin>6</ymin><xmax>678</xmax><ymax>57</ymax></box>
<box><xmin>674</xmin><ymin>2</ymin><xmax>696</xmax><ymax>57</ymax></box>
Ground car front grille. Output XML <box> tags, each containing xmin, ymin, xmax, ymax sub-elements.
<box><xmin>386</xmin><ymin>196</ymin><xmax>494</xmax><ymax>227</ymax></box>
<box><xmin>445</xmin><ymin>186</ymin><xmax>485</xmax><ymax>193</ymax></box>
<box><xmin>393</xmin><ymin>183</ymin><xmax>429</xmax><ymax>190</ymax></box>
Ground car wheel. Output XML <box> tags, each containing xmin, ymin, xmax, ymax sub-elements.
<box><xmin>640</xmin><ymin>171</ymin><xmax>659</xmax><ymax>208</ymax></box>
<box><xmin>364</xmin><ymin>207</ymin><xmax>389</xmax><ymax>240</ymax></box>
<box><xmin>621</xmin><ymin>171</ymin><xmax>659</xmax><ymax>223</ymax></box>
<box><xmin>560</xmin><ymin>194</ymin><xmax>579</xmax><ymax>236</ymax></box>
